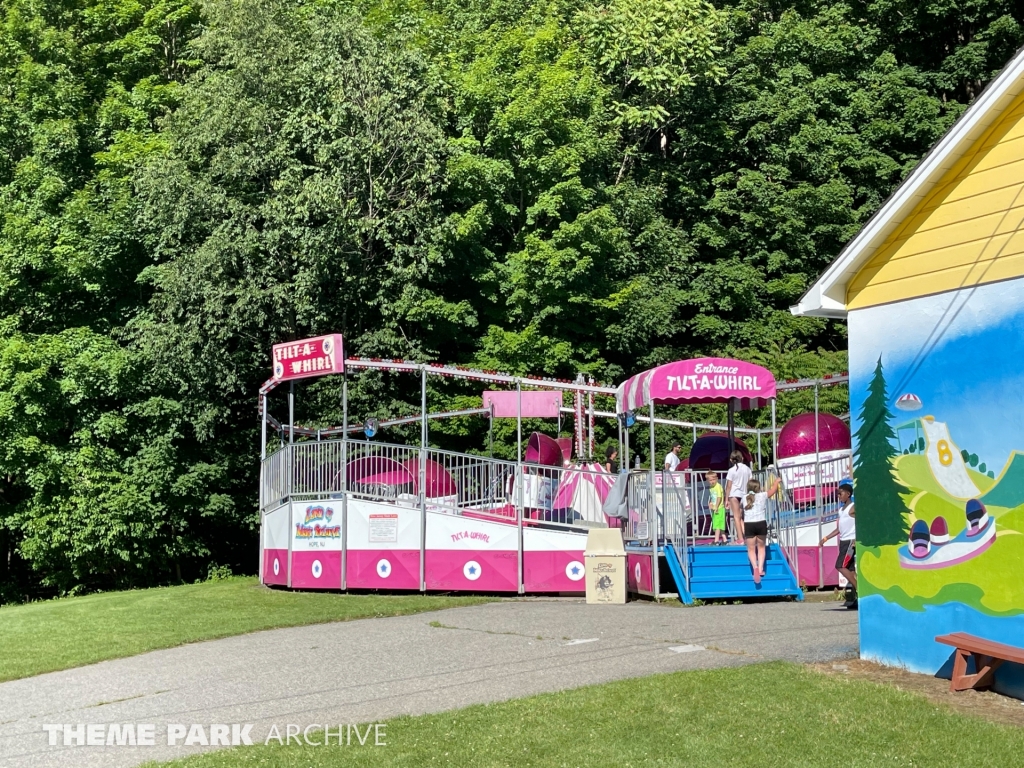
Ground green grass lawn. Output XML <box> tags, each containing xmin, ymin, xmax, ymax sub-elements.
<box><xmin>0</xmin><ymin>577</ymin><xmax>490</xmax><ymax>682</ymax></box>
<box><xmin>150</xmin><ymin>662</ymin><xmax>1023</xmax><ymax>768</ymax></box>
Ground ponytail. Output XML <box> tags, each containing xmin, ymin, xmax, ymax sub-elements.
<box><xmin>744</xmin><ymin>478</ymin><xmax>761</xmax><ymax>510</ymax></box>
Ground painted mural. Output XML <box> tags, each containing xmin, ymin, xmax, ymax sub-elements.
<box><xmin>848</xmin><ymin>278</ymin><xmax>1024</xmax><ymax>698</ymax></box>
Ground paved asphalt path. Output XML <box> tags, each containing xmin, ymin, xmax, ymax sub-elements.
<box><xmin>0</xmin><ymin>598</ymin><xmax>858</xmax><ymax>767</ymax></box>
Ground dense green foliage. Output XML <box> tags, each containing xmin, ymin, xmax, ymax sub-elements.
<box><xmin>1</xmin><ymin>0</ymin><xmax>1021</xmax><ymax>597</ymax></box>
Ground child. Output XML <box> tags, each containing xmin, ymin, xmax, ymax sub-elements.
<box><xmin>706</xmin><ymin>471</ymin><xmax>727</xmax><ymax>545</ymax></box>
<box><xmin>744</xmin><ymin>476</ymin><xmax>781</xmax><ymax>584</ymax></box>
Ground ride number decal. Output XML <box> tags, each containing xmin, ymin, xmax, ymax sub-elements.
<box><xmin>937</xmin><ymin>439</ymin><xmax>954</xmax><ymax>467</ymax></box>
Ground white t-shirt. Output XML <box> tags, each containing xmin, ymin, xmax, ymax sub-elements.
<box><xmin>745</xmin><ymin>492</ymin><xmax>768</xmax><ymax>523</ymax></box>
<box><xmin>838</xmin><ymin>502</ymin><xmax>856</xmax><ymax>541</ymax></box>
<box><xmin>726</xmin><ymin>463</ymin><xmax>751</xmax><ymax>499</ymax></box>
<box><xmin>664</xmin><ymin>452</ymin><xmax>681</xmax><ymax>471</ymax></box>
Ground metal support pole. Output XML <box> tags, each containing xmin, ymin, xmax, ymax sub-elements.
<box><xmin>260</xmin><ymin>395</ymin><xmax>268</xmax><ymax>461</ymax></box>
<box><xmin>517</xmin><ymin>381</ymin><xmax>523</xmax><ymax>464</ymax></box>
<box><xmin>727</xmin><ymin>398</ymin><xmax>736</xmax><ymax>444</ymax></box>
<box><xmin>814</xmin><ymin>382</ymin><xmax>823</xmax><ymax>589</ymax></box>
<box><xmin>287</xmin><ymin>381</ymin><xmax>295</xmax><ymax>588</ymax></box>
<box><xmin>259</xmin><ymin>392</ymin><xmax>267</xmax><ymax>583</ymax></box>
<box><xmin>289</xmin><ymin>381</ymin><xmax>295</xmax><ymax>448</ymax></box>
<box><xmin>649</xmin><ymin>400</ymin><xmax>658</xmax><ymax>598</ymax></box>
<box><xmin>617</xmin><ymin>416</ymin><xmax>623</xmax><ymax>471</ymax></box>
<box><xmin>341</xmin><ymin>369</ymin><xmax>348</xmax><ymax>590</ymax></box>
<box><xmin>771</xmin><ymin>399</ymin><xmax>777</xmax><ymax>463</ymax></box>
<box><xmin>771</xmin><ymin>396</ymin><xmax>782</xmax><ymax>580</ymax></box>
<box><xmin>517</xmin><ymin>381</ymin><xmax>524</xmax><ymax>594</ymax></box>
<box><xmin>757</xmin><ymin>429</ymin><xmax>762</xmax><ymax>470</ymax></box>
<box><xmin>420</xmin><ymin>366</ymin><xmax>428</xmax><ymax>592</ymax></box>
<box><xmin>587</xmin><ymin>383</ymin><xmax>594</xmax><ymax>460</ymax></box>
<box><xmin>488</xmin><ymin>407</ymin><xmax>494</xmax><ymax>458</ymax></box>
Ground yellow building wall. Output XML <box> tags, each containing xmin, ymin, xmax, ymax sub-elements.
<box><xmin>848</xmin><ymin>90</ymin><xmax>1024</xmax><ymax>309</ymax></box>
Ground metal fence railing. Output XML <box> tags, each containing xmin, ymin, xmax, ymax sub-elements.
<box><xmin>259</xmin><ymin>438</ymin><xmax>621</xmax><ymax>533</ymax></box>
<box><xmin>620</xmin><ymin>466</ymin><xmax>811</xmax><ymax>592</ymax></box>
<box><xmin>262</xmin><ymin>436</ymin><xmax>856</xmax><ymax>593</ymax></box>
<box><xmin>260</xmin><ymin>444</ymin><xmax>289</xmax><ymax>510</ymax></box>
<box><xmin>765</xmin><ymin>454</ymin><xmax>851</xmax><ymax>587</ymax></box>
<box><xmin>260</xmin><ymin>438</ymin><xmax>851</xmax><ymax>591</ymax></box>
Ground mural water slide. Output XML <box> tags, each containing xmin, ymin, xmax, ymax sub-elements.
<box><xmin>920</xmin><ymin>417</ymin><xmax>980</xmax><ymax>500</ymax></box>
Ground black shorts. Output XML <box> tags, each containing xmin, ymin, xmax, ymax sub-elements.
<box><xmin>744</xmin><ymin>520</ymin><xmax>767</xmax><ymax>538</ymax></box>
<box><xmin>836</xmin><ymin>539</ymin><xmax>855</xmax><ymax>570</ymax></box>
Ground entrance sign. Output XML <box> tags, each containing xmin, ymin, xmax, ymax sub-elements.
<box><xmin>616</xmin><ymin>357</ymin><xmax>776</xmax><ymax>412</ymax></box>
<box><xmin>272</xmin><ymin>334</ymin><xmax>345</xmax><ymax>381</ymax></box>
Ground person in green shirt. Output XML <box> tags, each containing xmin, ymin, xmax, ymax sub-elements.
<box><xmin>706</xmin><ymin>471</ymin><xmax>727</xmax><ymax>545</ymax></box>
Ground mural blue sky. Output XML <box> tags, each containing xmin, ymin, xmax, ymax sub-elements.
<box><xmin>848</xmin><ymin>278</ymin><xmax>1024</xmax><ymax>471</ymax></box>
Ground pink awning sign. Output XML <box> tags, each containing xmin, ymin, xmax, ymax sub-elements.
<box><xmin>482</xmin><ymin>390</ymin><xmax>563</xmax><ymax>418</ymax></box>
<box><xmin>272</xmin><ymin>334</ymin><xmax>344</xmax><ymax>381</ymax></box>
<box><xmin>616</xmin><ymin>357</ymin><xmax>776</xmax><ymax>412</ymax></box>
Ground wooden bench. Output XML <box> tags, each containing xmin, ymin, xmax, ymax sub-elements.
<box><xmin>935</xmin><ymin>632</ymin><xmax>1024</xmax><ymax>692</ymax></box>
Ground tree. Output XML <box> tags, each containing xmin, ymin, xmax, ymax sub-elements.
<box><xmin>0</xmin><ymin>0</ymin><xmax>205</xmax><ymax>597</ymax></box>
<box><xmin>5</xmin><ymin>0</ymin><xmax>1024</xmax><ymax>597</ymax></box>
<box><xmin>853</xmin><ymin>357</ymin><xmax>908</xmax><ymax>546</ymax></box>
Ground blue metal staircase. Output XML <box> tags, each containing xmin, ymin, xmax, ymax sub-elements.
<box><xmin>663</xmin><ymin>543</ymin><xmax>803</xmax><ymax>604</ymax></box>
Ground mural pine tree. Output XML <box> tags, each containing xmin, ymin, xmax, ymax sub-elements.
<box><xmin>854</xmin><ymin>358</ymin><xmax>909</xmax><ymax>546</ymax></box>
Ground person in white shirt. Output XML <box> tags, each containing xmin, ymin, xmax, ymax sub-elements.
<box><xmin>820</xmin><ymin>483</ymin><xmax>856</xmax><ymax>592</ymax></box>
<box><xmin>724</xmin><ymin>450</ymin><xmax>751</xmax><ymax>543</ymax></box>
<box><xmin>663</xmin><ymin>443</ymin><xmax>682</xmax><ymax>471</ymax></box>
<box><xmin>743</xmin><ymin>476</ymin><xmax>781</xmax><ymax>584</ymax></box>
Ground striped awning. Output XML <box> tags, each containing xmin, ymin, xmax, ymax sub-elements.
<box><xmin>616</xmin><ymin>358</ymin><xmax>776</xmax><ymax>413</ymax></box>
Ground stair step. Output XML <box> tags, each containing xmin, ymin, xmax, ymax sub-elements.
<box><xmin>690</xmin><ymin>564</ymin><xmax>790</xmax><ymax>574</ymax></box>
<box><xmin>691</xmin><ymin>587</ymin><xmax>802</xmax><ymax>598</ymax></box>
<box><xmin>690</xmin><ymin>563</ymin><xmax>790</xmax><ymax>572</ymax></box>
<box><xmin>658</xmin><ymin>543</ymin><xmax>803</xmax><ymax>604</ymax></box>
<box><xmin>689</xmin><ymin>556</ymin><xmax>780</xmax><ymax>561</ymax></box>
<box><xmin>690</xmin><ymin>574</ymin><xmax>794</xmax><ymax>585</ymax></box>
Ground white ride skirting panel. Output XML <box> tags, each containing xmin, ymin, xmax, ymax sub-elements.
<box><xmin>347</xmin><ymin>497</ymin><xmax>422</xmax><ymax>590</ymax></box>
<box><xmin>261</xmin><ymin>503</ymin><xmax>290</xmax><ymax>586</ymax></box>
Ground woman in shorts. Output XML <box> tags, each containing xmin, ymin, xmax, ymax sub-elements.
<box><xmin>820</xmin><ymin>483</ymin><xmax>856</xmax><ymax>601</ymax></box>
<box><xmin>725</xmin><ymin>451</ymin><xmax>752</xmax><ymax>544</ymax></box>
<box><xmin>744</xmin><ymin>476</ymin><xmax>781</xmax><ymax>584</ymax></box>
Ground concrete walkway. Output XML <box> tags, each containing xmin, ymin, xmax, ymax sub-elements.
<box><xmin>0</xmin><ymin>599</ymin><xmax>858</xmax><ymax>767</ymax></box>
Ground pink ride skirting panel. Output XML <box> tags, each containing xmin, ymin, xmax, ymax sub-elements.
<box><xmin>291</xmin><ymin>551</ymin><xmax>342</xmax><ymax>589</ymax></box>
<box><xmin>627</xmin><ymin>553</ymin><xmax>653</xmax><ymax>593</ymax></box>
<box><xmin>523</xmin><ymin>550</ymin><xmax>586</xmax><ymax>592</ymax></box>
<box><xmin>347</xmin><ymin>549</ymin><xmax>420</xmax><ymax>590</ymax></box>
<box><xmin>263</xmin><ymin>548</ymin><xmax>289</xmax><ymax>586</ymax></box>
<box><xmin>796</xmin><ymin>546</ymin><xmax>840</xmax><ymax>587</ymax></box>
<box><xmin>426</xmin><ymin>550</ymin><xmax>518</xmax><ymax>592</ymax></box>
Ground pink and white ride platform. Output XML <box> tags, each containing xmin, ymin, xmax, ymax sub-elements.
<box><xmin>257</xmin><ymin>335</ymin><xmax>849</xmax><ymax>599</ymax></box>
